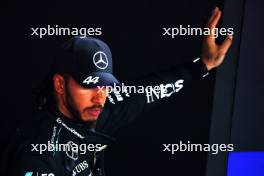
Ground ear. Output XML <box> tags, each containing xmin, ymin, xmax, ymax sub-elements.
<box><xmin>53</xmin><ymin>74</ymin><xmax>65</xmax><ymax>94</ymax></box>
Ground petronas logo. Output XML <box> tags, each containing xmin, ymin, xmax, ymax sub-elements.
<box><xmin>25</xmin><ymin>172</ymin><xmax>33</xmax><ymax>176</ymax></box>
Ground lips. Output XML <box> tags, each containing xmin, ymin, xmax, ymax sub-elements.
<box><xmin>86</xmin><ymin>108</ymin><xmax>102</xmax><ymax>117</ymax></box>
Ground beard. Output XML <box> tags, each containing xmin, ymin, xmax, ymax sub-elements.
<box><xmin>64</xmin><ymin>84</ymin><xmax>103</xmax><ymax>125</ymax></box>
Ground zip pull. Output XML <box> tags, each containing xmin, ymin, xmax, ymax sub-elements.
<box><xmin>93</xmin><ymin>145</ymin><xmax>108</xmax><ymax>167</ymax></box>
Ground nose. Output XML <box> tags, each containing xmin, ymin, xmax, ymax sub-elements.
<box><xmin>91</xmin><ymin>89</ymin><xmax>105</xmax><ymax>105</ymax></box>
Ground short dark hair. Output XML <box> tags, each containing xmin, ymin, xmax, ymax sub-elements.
<box><xmin>35</xmin><ymin>72</ymin><xmax>70</xmax><ymax>110</ymax></box>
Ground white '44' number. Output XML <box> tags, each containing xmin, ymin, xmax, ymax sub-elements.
<box><xmin>83</xmin><ymin>76</ymin><xmax>99</xmax><ymax>85</ymax></box>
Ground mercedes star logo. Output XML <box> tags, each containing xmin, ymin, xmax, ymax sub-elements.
<box><xmin>93</xmin><ymin>51</ymin><xmax>108</xmax><ymax>69</ymax></box>
<box><xmin>65</xmin><ymin>141</ymin><xmax>78</xmax><ymax>160</ymax></box>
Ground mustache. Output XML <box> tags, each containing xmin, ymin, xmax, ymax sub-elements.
<box><xmin>84</xmin><ymin>104</ymin><xmax>104</xmax><ymax>111</ymax></box>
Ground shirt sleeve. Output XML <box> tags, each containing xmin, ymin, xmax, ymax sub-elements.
<box><xmin>96</xmin><ymin>58</ymin><xmax>209</xmax><ymax>134</ymax></box>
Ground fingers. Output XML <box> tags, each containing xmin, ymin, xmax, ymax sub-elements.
<box><xmin>205</xmin><ymin>7</ymin><xmax>222</xmax><ymax>44</ymax></box>
<box><xmin>208</xmin><ymin>7</ymin><xmax>219</xmax><ymax>25</ymax></box>
<box><xmin>219</xmin><ymin>35</ymin><xmax>233</xmax><ymax>54</ymax></box>
<box><xmin>208</xmin><ymin>7</ymin><xmax>222</xmax><ymax>29</ymax></box>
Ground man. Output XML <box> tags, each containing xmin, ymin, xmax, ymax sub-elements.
<box><xmin>6</xmin><ymin>7</ymin><xmax>232</xmax><ymax>176</ymax></box>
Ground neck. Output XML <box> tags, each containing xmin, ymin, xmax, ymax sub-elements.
<box><xmin>54</xmin><ymin>92</ymin><xmax>75</xmax><ymax>121</ymax></box>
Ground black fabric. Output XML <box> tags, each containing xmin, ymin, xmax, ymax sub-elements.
<box><xmin>2</xmin><ymin>60</ymin><xmax>209</xmax><ymax>176</ymax></box>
